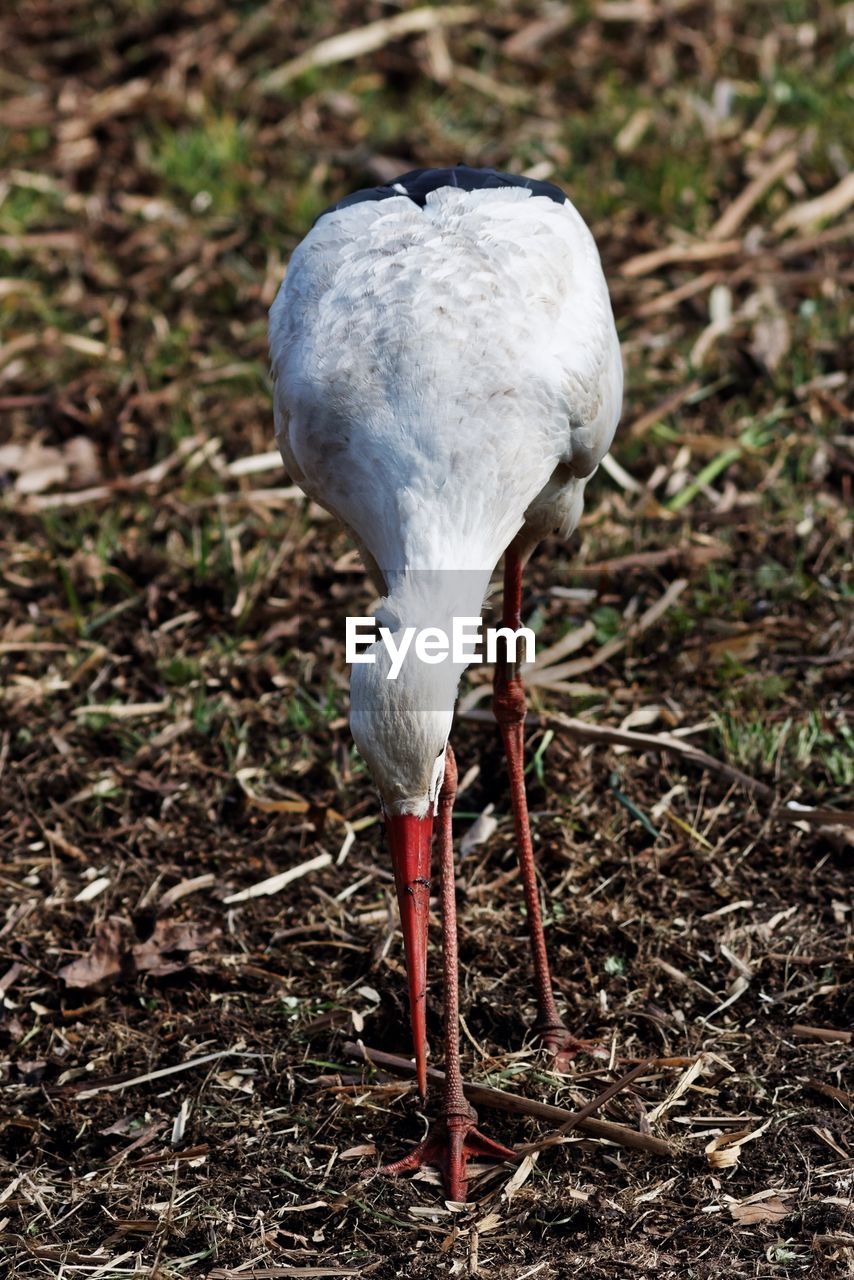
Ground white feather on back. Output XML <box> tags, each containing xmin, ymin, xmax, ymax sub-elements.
<box><xmin>270</xmin><ymin>185</ymin><xmax>621</xmax><ymax>580</ymax></box>
<box><xmin>269</xmin><ymin>183</ymin><xmax>622</xmax><ymax>810</ymax></box>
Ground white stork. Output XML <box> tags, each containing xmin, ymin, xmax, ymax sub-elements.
<box><xmin>269</xmin><ymin>165</ymin><xmax>622</xmax><ymax>1199</ymax></box>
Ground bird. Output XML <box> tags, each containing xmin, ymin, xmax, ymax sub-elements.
<box><xmin>269</xmin><ymin>164</ymin><xmax>622</xmax><ymax>1200</ymax></box>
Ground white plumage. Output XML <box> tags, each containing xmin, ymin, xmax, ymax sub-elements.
<box><xmin>270</xmin><ymin>180</ymin><xmax>622</xmax><ymax>815</ymax></box>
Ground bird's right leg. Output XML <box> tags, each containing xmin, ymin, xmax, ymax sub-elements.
<box><xmin>492</xmin><ymin>547</ymin><xmax>586</xmax><ymax>1071</ymax></box>
<box><xmin>381</xmin><ymin>745</ymin><xmax>517</xmax><ymax>1201</ymax></box>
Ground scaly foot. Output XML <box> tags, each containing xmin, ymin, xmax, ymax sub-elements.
<box><xmin>381</xmin><ymin>1103</ymin><xmax>518</xmax><ymax>1201</ymax></box>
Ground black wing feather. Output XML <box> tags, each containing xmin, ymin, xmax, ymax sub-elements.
<box><xmin>318</xmin><ymin>164</ymin><xmax>566</xmax><ymax>221</ymax></box>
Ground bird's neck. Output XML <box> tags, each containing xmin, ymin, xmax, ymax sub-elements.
<box><xmin>379</xmin><ymin>567</ymin><xmax>493</xmax><ymax>641</ymax></box>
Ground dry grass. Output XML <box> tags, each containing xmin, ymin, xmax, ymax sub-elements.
<box><xmin>1</xmin><ymin>1</ymin><xmax>852</xmax><ymax>1277</ymax></box>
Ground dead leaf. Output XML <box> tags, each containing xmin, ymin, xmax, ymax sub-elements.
<box><xmin>460</xmin><ymin>805</ymin><xmax>497</xmax><ymax>855</ymax></box>
<box><xmin>502</xmin><ymin>1154</ymin><xmax>536</xmax><ymax>1203</ymax></box>
<box><xmin>729</xmin><ymin>1195</ymin><xmax>792</xmax><ymax>1224</ymax></box>
<box><xmin>63</xmin><ymin>435</ymin><xmax>101</xmax><ymax>486</ymax></box>
<box><xmin>74</xmin><ymin>875</ymin><xmax>111</xmax><ymax>903</ymax></box>
<box><xmin>705</xmin><ymin>1118</ymin><xmax>771</xmax><ymax>1168</ymax></box>
<box><xmin>260</xmin><ymin>617</ymin><xmax>300</xmax><ymax>645</ymax></box>
<box><xmin>58</xmin><ymin>919</ymin><xmax>125</xmax><ymax>989</ymax></box>
<box><xmin>14</xmin><ymin>442</ymin><xmax>68</xmax><ymax>494</ymax></box>
<box><xmin>59</xmin><ymin>918</ymin><xmax>218</xmax><ymax>986</ymax></box>
<box><xmin>751</xmin><ymin>313</ymin><xmax>790</xmax><ymax>374</ymax></box>
<box><xmin>340</xmin><ymin>1143</ymin><xmax>376</xmax><ymax>1160</ymax></box>
<box><xmin>705</xmin><ymin>631</ymin><xmax>763</xmax><ymax>663</ymax></box>
<box><xmin>100</xmin><ymin>1115</ymin><xmax>137</xmax><ymax>1136</ymax></box>
<box><xmin>132</xmin><ymin>920</ymin><xmax>219</xmax><ymax>977</ymax></box>
<box><xmin>15</xmin><ymin>1060</ymin><xmax>47</xmax><ymax>1084</ymax></box>
<box><xmin>0</xmin><ymin>435</ymin><xmax>101</xmax><ymax>495</ymax></box>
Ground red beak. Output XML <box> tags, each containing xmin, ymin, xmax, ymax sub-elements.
<box><xmin>386</xmin><ymin>812</ymin><xmax>433</xmax><ymax>1097</ymax></box>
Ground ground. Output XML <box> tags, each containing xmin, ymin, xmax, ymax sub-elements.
<box><xmin>0</xmin><ymin>1</ymin><xmax>852</xmax><ymax>1277</ymax></box>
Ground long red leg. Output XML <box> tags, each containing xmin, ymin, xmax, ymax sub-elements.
<box><xmin>492</xmin><ymin>546</ymin><xmax>582</xmax><ymax>1070</ymax></box>
<box><xmin>382</xmin><ymin>745</ymin><xmax>517</xmax><ymax>1200</ymax></box>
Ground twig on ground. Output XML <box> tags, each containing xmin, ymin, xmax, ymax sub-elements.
<box><xmin>226</xmin><ymin>450</ymin><xmax>284</xmax><ymax>476</ymax></box>
<box><xmin>569</xmin><ymin>543</ymin><xmax>727</xmax><ymax>575</ymax></box>
<box><xmin>635</xmin><ymin>270</ymin><xmax>720</xmax><ymax>317</ymax></box>
<box><xmin>525</xmin><ymin>579</ymin><xmax>688</xmax><ymax>687</ymax></box>
<box><xmin>626</xmin><ymin>380</ymin><xmax>702</xmax><ymax>437</ymax></box>
<box><xmin>793</xmin><ymin>1025</ymin><xmax>852</xmax><ymax>1044</ymax></box>
<box><xmin>806</xmin><ymin>1078</ymin><xmax>854</xmax><ymax>1112</ymax></box>
<box><xmin>12</xmin><ymin>435</ymin><xmax>207</xmax><ymax>511</ymax></box>
<box><xmin>621</xmin><ymin>239</ymin><xmax>742</xmax><ymax>278</ymax></box>
<box><xmin>158</xmin><ymin>874</ymin><xmax>217</xmax><ymax>911</ymax></box>
<box><xmin>518</xmin><ymin>1060</ymin><xmax>653</xmax><ymax>1154</ymax></box>
<box><xmin>223</xmin><ymin>851</ymin><xmax>332</xmax><ymax>904</ymax></box>
<box><xmin>344</xmin><ymin>1043</ymin><xmax>674</xmax><ymax>1157</ymax></box>
<box><xmin>209</xmin><ymin>1270</ymin><xmax>363</xmax><ymax>1279</ymax></box>
<box><xmin>507</xmin><ymin>710</ymin><xmax>853</xmax><ymax>835</ymax></box>
<box><xmin>775</xmin><ymin>171</ymin><xmax>854</xmax><ymax>234</ymax></box>
<box><xmin>66</xmin><ymin>1049</ymin><xmax>236</xmax><ymax>1099</ymax></box>
<box><xmin>708</xmin><ymin>148</ymin><xmax>798</xmax><ymax>241</ymax></box>
<box><xmin>261</xmin><ymin>6</ymin><xmax>479</xmax><ymax>91</ymax></box>
<box><xmin>71</xmin><ymin>700</ymin><xmax>170</xmax><ymax>719</ymax></box>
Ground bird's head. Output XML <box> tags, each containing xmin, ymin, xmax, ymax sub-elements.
<box><xmin>349</xmin><ymin>642</ymin><xmax>454</xmax><ymax>818</ymax></box>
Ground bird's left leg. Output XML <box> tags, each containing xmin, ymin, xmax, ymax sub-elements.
<box><xmin>493</xmin><ymin>546</ymin><xmax>586</xmax><ymax>1071</ymax></box>
<box><xmin>381</xmin><ymin>745</ymin><xmax>517</xmax><ymax>1201</ymax></box>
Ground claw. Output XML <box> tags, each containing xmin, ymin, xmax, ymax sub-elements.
<box><xmin>381</xmin><ymin>1105</ymin><xmax>517</xmax><ymax>1202</ymax></box>
<box><xmin>535</xmin><ymin>1021</ymin><xmax>608</xmax><ymax>1071</ymax></box>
